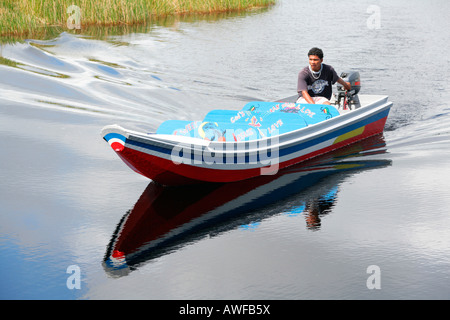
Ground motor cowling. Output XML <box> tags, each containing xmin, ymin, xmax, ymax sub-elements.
<box><xmin>337</xmin><ymin>71</ymin><xmax>361</xmax><ymax>95</ymax></box>
<box><xmin>335</xmin><ymin>71</ymin><xmax>361</xmax><ymax>110</ymax></box>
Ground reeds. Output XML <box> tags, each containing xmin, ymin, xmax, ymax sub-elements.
<box><xmin>0</xmin><ymin>0</ymin><xmax>275</xmax><ymax>37</ymax></box>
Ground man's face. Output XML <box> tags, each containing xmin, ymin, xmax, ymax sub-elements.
<box><xmin>309</xmin><ymin>55</ymin><xmax>323</xmax><ymax>71</ymax></box>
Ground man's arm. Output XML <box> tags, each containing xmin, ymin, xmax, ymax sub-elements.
<box><xmin>337</xmin><ymin>78</ymin><xmax>351</xmax><ymax>91</ymax></box>
<box><xmin>301</xmin><ymin>90</ymin><xmax>315</xmax><ymax>104</ymax></box>
<box><xmin>297</xmin><ymin>70</ymin><xmax>316</xmax><ymax>103</ymax></box>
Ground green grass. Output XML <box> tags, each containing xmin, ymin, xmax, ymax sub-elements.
<box><xmin>0</xmin><ymin>0</ymin><xmax>276</xmax><ymax>38</ymax></box>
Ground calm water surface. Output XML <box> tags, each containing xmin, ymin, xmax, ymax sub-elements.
<box><xmin>1</xmin><ymin>0</ymin><xmax>450</xmax><ymax>299</ymax></box>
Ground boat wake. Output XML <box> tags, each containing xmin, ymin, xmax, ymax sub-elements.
<box><xmin>0</xmin><ymin>33</ymin><xmax>212</xmax><ymax>129</ymax></box>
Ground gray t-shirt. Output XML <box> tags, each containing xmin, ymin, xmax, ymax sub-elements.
<box><xmin>297</xmin><ymin>64</ymin><xmax>339</xmax><ymax>100</ymax></box>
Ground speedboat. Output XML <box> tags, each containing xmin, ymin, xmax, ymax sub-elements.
<box><xmin>101</xmin><ymin>72</ymin><xmax>392</xmax><ymax>186</ymax></box>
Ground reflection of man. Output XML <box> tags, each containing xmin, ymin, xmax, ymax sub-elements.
<box><xmin>303</xmin><ymin>186</ymin><xmax>338</xmax><ymax>231</ymax></box>
<box><xmin>297</xmin><ymin>47</ymin><xmax>351</xmax><ymax>105</ymax></box>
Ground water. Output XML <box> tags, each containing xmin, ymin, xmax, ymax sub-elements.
<box><xmin>1</xmin><ymin>0</ymin><xmax>450</xmax><ymax>300</ymax></box>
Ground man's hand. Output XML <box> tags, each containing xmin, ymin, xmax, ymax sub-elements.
<box><xmin>345</xmin><ymin>81</ymin><xmax>352</xmax><ymax>91</ymax></box>
<box><xmin>337</xmin><ymin>78</ymin><xmax>352</xmax><ymax>91</ymax></box>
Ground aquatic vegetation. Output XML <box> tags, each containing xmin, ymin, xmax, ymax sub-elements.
<box><xmin>0</xmin><ymin>0</ymin><xmax>276</xmax><ymax>38</ymax></box>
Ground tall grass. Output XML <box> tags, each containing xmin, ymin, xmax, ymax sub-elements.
<box><xmin>0</xmin><ymin>0</ymin><xmax>275</xmax><ymax>37</ymax></box>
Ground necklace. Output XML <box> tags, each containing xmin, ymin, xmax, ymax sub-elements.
<box><xmin>309</xmin><ymin>64</ymin><xmax>323</xmax><ymax>80</ymax></box>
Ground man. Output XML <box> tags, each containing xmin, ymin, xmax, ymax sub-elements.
<box><xmin>297</xmin><ymin>47</ymin><xmax>351</xmax><ymax>105</ymax></box>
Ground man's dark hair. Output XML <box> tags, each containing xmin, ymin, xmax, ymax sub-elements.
<box><xmin>308</xmin><ymin>47</ymin><xmax>323</xmax><ymax>59</ymax></box>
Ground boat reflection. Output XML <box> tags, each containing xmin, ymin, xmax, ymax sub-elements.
<box><xmin>103</xmin><ymin>135</ymin><xmax>391</xmax><ymax>277</ymax></box>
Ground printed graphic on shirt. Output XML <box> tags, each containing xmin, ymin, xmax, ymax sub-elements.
<box><xmin>308</xmin><ymin>80</ymin><xmax>329</xmax><ymax>94</ymax></box>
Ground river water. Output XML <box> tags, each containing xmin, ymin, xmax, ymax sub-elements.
<box><xmin>1</xmin><ymin>0</ymin><xmax>450</xmax><ymax>300</ymax></box>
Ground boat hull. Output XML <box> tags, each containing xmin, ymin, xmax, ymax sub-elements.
<box><xmin>102</xmin><ymin>95</ymin><xmax>392</xmax><ymax>186</ymax></box>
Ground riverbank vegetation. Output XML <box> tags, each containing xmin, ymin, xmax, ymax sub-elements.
<box><xmin>0</xmin><ymin>0</ymin><xmax>276</xmax><ymax>38</ymax></box>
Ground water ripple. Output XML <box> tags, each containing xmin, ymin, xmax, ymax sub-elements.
<box><xmin>0</xmin><ymin>33</ymin><xmax>202</xmax><ymax>127</ymax></box>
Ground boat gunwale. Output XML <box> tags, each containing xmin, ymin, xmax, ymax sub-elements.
<box><xmin>104</xmin><ymin>95</ymin><xmax>391</xmax><ymax>157</ymax></box>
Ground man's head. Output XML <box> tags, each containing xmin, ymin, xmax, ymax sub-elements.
<box><xmin>308</xmin><ymin>47</ymin><xmax>323</xmax><ymax>72</ymax></box>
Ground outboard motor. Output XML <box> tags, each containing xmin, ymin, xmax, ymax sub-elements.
<box><xmin>334</xmin><ymin>71</ymin><xmax>361</xmax><ymax>110</ymax></box>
